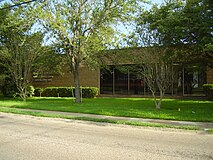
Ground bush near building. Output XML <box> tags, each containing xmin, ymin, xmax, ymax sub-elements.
<box><xmin>34</xmin><ymin>87</ymin><xmax>99</xmax><ymax>98</ymax></box>
<box><xmin>203</xmin><ymin>84</ymin><xmax>213</xmax><ymax>100</ymax></box>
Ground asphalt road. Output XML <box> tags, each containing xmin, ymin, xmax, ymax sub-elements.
<box><xmin>0</xmin><ymin>113</ymin><xmax>212</xmax><ymax>160</ymax></box>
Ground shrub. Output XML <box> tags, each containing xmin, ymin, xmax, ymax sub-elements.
<box><xmin>34</xmin><ymin>88</ymin><xmax>44</xmax><ymax>97</ymax></box>
<box><xmin>57</xmin><ymin>87</ymin><xmax>73</xmax><ymax>97</ymax></box>
<box><xmin>81</xmin><ymin>87</ymin><xmax>99</xmax><ymax>98</ymax></box>
<box><xmin>34</xmin><ymin>87</ymin><xmax>99</xmax><ymax>98</ymax></box>
<box><xmin>203</xmin><ymin>84</ymin><xmax>213</xmax><ymax>100</ymax></box>
<box><xmin>2</xmin><ymin>76</ymin><xmax>18</xmax><ymax>97</ymax></box>
<box><xmin>27</xmin><ymin>85</ymin><xmax>35</xmax><ymax>97</ymax></box>
<box><xmin>42</xmin><ymin>87</ymin><xmax>59</xmax><ymax>97</ymax></box>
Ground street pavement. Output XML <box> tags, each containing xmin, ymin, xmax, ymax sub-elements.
<box><xmin>0</xmin><ymin>112</ymin><xmax>212</xmax><ymax>160</ymax></box>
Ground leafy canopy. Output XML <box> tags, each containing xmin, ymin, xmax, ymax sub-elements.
<box><xmin>134</xmin><ymin>0</ymin><xmax>213</xmax><ymax>65</ymax></box>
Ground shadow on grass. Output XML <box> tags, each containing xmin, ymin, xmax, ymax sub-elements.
<box><xmin>0</xmin><ymin>97</ymin><xmax>212</xmax><ymax>122</ymax></box>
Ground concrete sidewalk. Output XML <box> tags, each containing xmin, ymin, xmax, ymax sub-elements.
<box><xmin>5</xmin><ymin>108</ymin><xmax>213</xmax><ymax>130</ymax></box>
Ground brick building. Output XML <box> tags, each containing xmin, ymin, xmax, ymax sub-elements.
<box><xmin>32</xmin><ymin>48</ymin><xmax>213</xmax><ymax>97</ymax></box>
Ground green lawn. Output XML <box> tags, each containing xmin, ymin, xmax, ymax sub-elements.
<box><xmin>0</xmin><ymin>97</ymin><xmax>212</xmax><ymax>122</ymax></box>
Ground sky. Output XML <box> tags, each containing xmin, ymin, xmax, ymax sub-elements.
<box><xmin>152</xmin><ymin>0</ymin><xmax>164</xmax><ymax>4</ymax></box>
<box><xmin>116</xmin><ymin>0</ymin><xmax>164</xmax><ymax>39</ymax></box>
<box><xmin>0</xmin><ymin>0</ymin><xmax>164</xmax><ymax>7</ymax></box>
<box><xmin>141</xmin><ymin>0</ymin><xmax>165</xmax><ymax>10</ymax></box>
<box><xmin>0</xmin><ymin>0</ymin><xmax>164</xmax><ymax>46</ymax></box>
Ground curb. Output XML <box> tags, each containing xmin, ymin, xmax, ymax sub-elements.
<box><xmin>1</xmin><ymin>107</ymin><xmax>212</xmax><ymax>130</ymax></box>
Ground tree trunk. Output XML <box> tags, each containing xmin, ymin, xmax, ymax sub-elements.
<box><xmin>151</xmin><ymin>90</ymin><xmax>162</xmax><ymax>109</ymax></box>
<box><xmin>72</xmin><ymin>61</ymin><xmax>81</xmax><ymax>103</ymax></box>
<box><xmin>19</xmin><ymin>88</ymin><xmax>27</xmax><ymax>102</ymax></box>
<box><xmin>155</xmin><ymin>90</ymin><xmax>164</xmax><ymax>109</ymax></box>
<box><xmin>155</xmin><ymin>101</ymin><xmax>161</xmax><ymax>109</ymax></box>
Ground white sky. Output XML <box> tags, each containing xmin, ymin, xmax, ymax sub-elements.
<box><xmin>152</xmin><ymin>0</ymin><xmax>164</xmax><ymax>4</ymax></box>
<box><xmin>0</xmin><ymin>0</ymin><xmax>164</xmax><ymax>46</ymax></box>
<box><xmin>117</xmin><ymin>0</ymin><xmax>164</xmax><ymax>36</ymax></box>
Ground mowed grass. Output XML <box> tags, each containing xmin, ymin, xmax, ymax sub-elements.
<box><xmin>0</xmin><ymin>97</ymin><xmax>212</xmax><ymax>122</ymax></box>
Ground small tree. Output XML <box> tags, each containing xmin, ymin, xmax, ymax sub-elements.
<box><xmin>108</xmin><ymin>46</ymin><xmax>173</xmax><ymax>109</ymax></box>
<box><xmin>137</xmin><ymin>47</ymin><xmax>173</xmax><ymax>109</ymax></box>
<box><xmin>125</xmin><ymin>17</ymin><xmax>174</xmax><ymax>108</ymax></box>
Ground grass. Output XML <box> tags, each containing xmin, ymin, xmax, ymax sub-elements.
<box><xmin>0</xmin><ymin>97</ymin><xmax>212</xmax><ymax>122</ymax></box>
<box><xmin>207</xmin><ymin>129</ymin><xmax>213</xmax><ymax>133</ymax></box>
<box><xmin>0</xmin><ymin>107</ymin><xmax>200</xmax><ymax>131</ymax></box>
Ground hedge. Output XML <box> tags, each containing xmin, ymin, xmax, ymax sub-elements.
<box><xmin>34</xmin><ymin>88</ymin><xmax>44</xmax><ymax>97</ymax></box>
<box><xmin>81</xmin><ymin>87</ymin><xmax>99</xmax><ymax>98</ymax></box>
<box><xmin>203</xmin><ymin>84</ymin><xmax>213</xmax><ymax>100</ymax></box>
<box><xmin>34</xmin><ymin>87</ymin><xmax>99</xmax><ymax>98</ymax></box>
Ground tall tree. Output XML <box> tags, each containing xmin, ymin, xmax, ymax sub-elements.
<box><xmin>37</xmin><ymin>0</ymin><xmax>142</xmax><ymax>103</ymax></box>
<box><xmin>0</xmin><ymin>2</ymin><xmax>47</xmax><ymax>101</ymax></box>
<box><xmin>134</xmin><ymin>0</ymin><xmax>213</xmax><ymax>66</ymax></box>
<box><xmin>1</xmin><ymin>32</ymin><xmax>46</xmax><ymax>100</ymax></box>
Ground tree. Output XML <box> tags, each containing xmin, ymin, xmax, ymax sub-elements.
<box><xmin>122</xmin><ymin>0</ymin><xmax>213</xmax><ymax>108</ymax></box>
<box><xmin>134</xmin><ymin>0</ymin><xmax>213</xmax><ymax>66</ymax></box>
<box><xmin>122</xmin><ymin>2</ymin><xmax>178</xmax><ymax>108</ymax></box>
<box><xmin>0</xmin><ymin>3</ymin><xmax>47</xmax><ymax>101</ymax></box>
<box><xmin>138</xmin><ymin>47</ymin><xmax>173</xmax><ymax>109</ymax></box>
<box><xmin>1</xmin><ymin>32</ymin><xmax>46</xmax><ymax>100</ymax></box>
<box><xmin>37</xmin><ymin>0</ymin><xmax>142</xmax><ymax>103</ymax></box>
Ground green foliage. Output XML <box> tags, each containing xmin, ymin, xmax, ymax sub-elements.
<box><xmin>36</xmin><ymin>0</ymin><xmax>142</xmax><ymax>103</ymax></box>
<box><xmin>27</xmin><ymin>85</ymin><xmax>35</xmax><ymax>97</ymax></box>
<box><xmin>34</xmin><ymin>88</ymin><xmax>44</xmax><ymax>97</ymax></box>
<box><xmin>134</xmin><ymin>0</ymin><xmax>213</xmax><ymax>66</ymax></box>
<box><xmin>81</xmin><ymin>87</ymin><xmax>99</xmax><ymax>98</ymax></box>
<box><xmin>32</xmin><ymin>47</ymin><xmax>64</xmax><ymax>75</ymax></box>
<box><xmin>203</xmin><ymin>84</ymin><xmax>213</xmax><ymax>100</ymax></box>
<box><xmin>0</xmin><ymin>3</ymin><xmax>49</xmax><ymax>101</ymax></box>
<box><xmin>34</xmin><ymin>87</ymin><xmax>99</xmax><ymax>98</ymax></box>
<box><xmin>41</xmin><ymin>87</ymin><xmax>61</xmax><ymax>97</ymax></box>
<box><xmin>0</xmin><ymin>75</ymin><xmax>6</xmax><ymax>92</ymax></box>
<box><xmin>1</xmin><ymin>76</ymin><xmax>17</xmax><ymax>97</ymax></box>
<box><xmin>57</xmin><ymin>87</ymin><xmax>73</xmax><ymax>97</ymax></box>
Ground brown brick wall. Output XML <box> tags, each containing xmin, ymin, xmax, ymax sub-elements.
<box><xmin>207</xmin><ymin>68</ymin><xmax>213</xmax><ymax>83</ymax></box>
<box><xmin>32</xmin><ymin>66</ymin><xmax>100</xmax><ymax>88</ymax></box>
<box><xmin>79</xmin><ymin>67</ymin><xmax>100</xmax><ymax>87</ymax></box>
<box><xmin>32</xmin><ymin>65</ymin><xmax>213</xmax><ymax>89</ymax></box>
